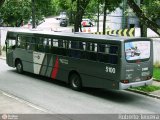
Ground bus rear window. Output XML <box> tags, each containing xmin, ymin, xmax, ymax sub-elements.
<box><xmin>125</xmin><ymin>41</ymin><xmax>150</xmax><ymax>61</ymax></box>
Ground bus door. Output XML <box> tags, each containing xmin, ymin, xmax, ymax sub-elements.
<box><xmin>5</xmin><ymin>38</ymin><xmax>16</xmax><ymax>66</ymax></box>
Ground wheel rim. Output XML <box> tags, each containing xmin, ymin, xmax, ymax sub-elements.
<box><xmin>17</xmin><ymin>63</ymin><xmax>22</xmax><ymax>72</ymax></box>
<box><xmin>72</xmin><ymin>76</ymin><xmax>80</xmax><ymax>88</ymax></box>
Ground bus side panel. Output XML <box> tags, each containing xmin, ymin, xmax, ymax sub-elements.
<box><xmin>37</xmin><ymin>54</ymin><xmax>69</xmax><ymax>82</ymax></box>
<box><xmin>81</xmin><ymin>74</ymin><xmax>119</xmax><ymax>89</ymax></box>
<box><xmin>64</xmin><ymin>58</ymin><xmax>120</xmax><ymax>89</ymax></box>
<box><xmin>53</xmin><ymin>55</ymin><xmax>72</xmax><ymax>82</ymax></box>
<box><xmin>14</xmin><ymin>48</ymin><xmax>34</xmax><ymax>73</ymax></box>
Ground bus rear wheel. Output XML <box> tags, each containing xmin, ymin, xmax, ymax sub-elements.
<box><xmin>69</xmin><ymin>73</ymin><xmax>82</xmax><ymax>91</ymax></box>
<box><xmin>16</xmin><ymin>60</ymin><xmax>23</xmax><ymax>74</ymax></box>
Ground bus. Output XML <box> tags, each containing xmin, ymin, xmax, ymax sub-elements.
<box><xmin>5</xmin><ymin>29</ymin><xmax>153</xmax><ymax>91</ymax></box>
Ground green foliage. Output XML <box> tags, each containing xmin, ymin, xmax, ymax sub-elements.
<box><xmin>0</xmin><ymin>0</ymin><xmax>31</xmax><ymax>26</ymax></box>
<box><xmin>132</xmin><ymin>85</ymin><xmax>160</xmax><ymax>92</ymax></box>
<box><xmin>153</xmin><ymin>67</ymin><xmax>160</xmax><ymax>81</ymax></box>
<box><xmin>54</xmin><ymin>0</ymin><xmax>71</xmax><ymax>15</ymax></box>
<box><xmin>142</xmin><ymin>0</ymin><xmax>160</xmax><ymax>21</ymax></box>
<box><xmin>35</xmin><ymin>0</ymin><xmax>56</xmax><ymax>17</ymax></box>
<box><xmin>0</xmin><ymin>0</ymin><xmax>5</xmax><ymax>7</ymax></box>
<box><xmin>0</xmin><ymin>0</ymin><xmax>56</xmax><ymax>26</ymax></box>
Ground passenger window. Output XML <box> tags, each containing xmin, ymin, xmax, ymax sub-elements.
<box><xmin>86</xmin><ymin>42</ymin><xmax>97</xmax><ymax>52</ymax></box>
<box><xmin>98</xmin><ymin>44</ymin><xmax>118</xmax><ymax>64</ymax></box>
<box><xmin>37</xmin><ymin>38</ymin><xmax>44</xmax><ymax>52</ymax></box>
<box><xmin>18</xmin><ymin>36</ymin><xmax>26</xmax><ymax>49</ymax></box>
<box><xmin>110</xmin><ymin>46</ymin><xmax>118</xmax><ymax>54</ymax></box>
<box><xmin>52</xmin><ymin>39</ymin><xmax>58</xmax><ymax>47</ymax></box>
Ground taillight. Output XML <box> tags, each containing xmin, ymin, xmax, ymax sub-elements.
<box><xmin>136</xmin><ymin>60</ymin><xmax>141</xmax><ymax>64</ymax></box>
<box><xmin>121</xmin><ymin>80</ymin><xmax>129</xmax><ymax>84</ymax></box>
<box><xmin>146</xmin><ymin>76</ymin><xmax>152</xmax><ymax>80</ymax></box>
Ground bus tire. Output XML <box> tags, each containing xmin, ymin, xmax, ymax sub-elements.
<box><xmin>16</xmin><ymin>60</ymin><xmax>23</xmax><ymax>74</ymax></box>
<box><xmin>69</xmin><ymin>73</ymin><xmax>82</xmax><ymax>91</ymax></box>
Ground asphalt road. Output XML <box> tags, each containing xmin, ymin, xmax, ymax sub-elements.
<box><xmin>0</xmin><ymin>59</ymin><xmax>160</xmax><ymax>114</ymax></box>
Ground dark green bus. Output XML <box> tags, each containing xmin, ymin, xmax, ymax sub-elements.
<box><xmin>5</xmin><ymin>30</ymin><xmax>153</xmax><ymax>90</ymax></box>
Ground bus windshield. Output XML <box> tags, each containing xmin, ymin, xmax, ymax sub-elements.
<box><xmin>125</xmin><ymin>41</ymin><xmax>150</xmax><ymax>61</ymax></box>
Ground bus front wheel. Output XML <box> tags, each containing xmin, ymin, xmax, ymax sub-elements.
<box><xmin>16</xmin><ymin>60</ymin><xmax>23</xmax><ymax>74</ymax></box>
<box><xmin>69</xmin><ymin>73</ymin><xmax>82</xmax><ymax>91</ymax></box>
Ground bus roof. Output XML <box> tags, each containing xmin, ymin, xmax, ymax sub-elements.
<box><xmin>6</xmin><ymin>29</ymin><xmax>150</xmax><ymax>42</ymax></box>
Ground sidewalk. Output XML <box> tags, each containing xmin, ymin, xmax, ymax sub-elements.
<box><xmin>0</xmin><ymin>90</ymin><xmax>47</xmax><ymax>114</ymax></box>
<box><xmin>0</xmin><ymin>50</ymin><xmax>6</xmax><ymax>60</ymax></box>
<box><xmin>150</xmin><ymin>81</ymin><xmax>160</xmax><ymax>97</ymax></box>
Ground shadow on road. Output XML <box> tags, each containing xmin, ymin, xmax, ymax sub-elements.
<box><xmin>9</xmin><ymin>69</ymin><xmax>140</xmax><ymax>103</ymax></box>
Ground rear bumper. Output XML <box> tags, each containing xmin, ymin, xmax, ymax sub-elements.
<box><xmin>119</xmin><ymin>79</ymin><xmax>153</xmax><ymax>90</ymax></box>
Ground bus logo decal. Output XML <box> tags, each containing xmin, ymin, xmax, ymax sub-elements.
<box><xmin>59</xmin><ymin>59</ymin><xmax>68</xmax><ymax>65</ymax></box>
<box><xmin>105</xmin><ymin>66</ymin><xmax>116</xmax><ymax>74</ymax></box>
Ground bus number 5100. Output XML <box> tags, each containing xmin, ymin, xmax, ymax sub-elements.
<box><xmin>105</xmin><ymin>66</ymin><xmax>116</xmax><ymax>74</ymax></box>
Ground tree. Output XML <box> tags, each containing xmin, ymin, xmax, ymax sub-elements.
<box><xmin>0</xmin><ymin>0</ymin><xmax>5</xmax><ymax>7</ymax></box>
<box><xmin>0</xmin><ymin>0</ymin><xmax>56</xmax><ymax>27</ymax></box>
<box><xmin>0</xmin><ymin>0</ymin><xmax>31</xmax><ymax>26</ymax></box>
<box><xmin>142</xmin><ymin>0</ymin><xmax>160</xmax><ymax>22</ymax></box>
<box><xmin>127</xmin><ymin>0</ymin><xmax>160</xmax><ymax>36</ymax></box>
<box><xmin>72</xmin><ymin>0</ymin><xmax>91</xmax><ymax>32</ymax></box>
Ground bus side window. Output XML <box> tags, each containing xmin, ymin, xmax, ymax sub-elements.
<box><xmin>69</xmin><ymin>41</ymin><xmax>80</xmax><ymax>58</ymax></box>
<box><xmin>110</xmin><ymin>46</ymin><xmax>118</xmax><ymax>54</ymax></box>
<box><xmin>37</xmin><ymin>38</ymin><xmax>44</xmax><ymax>52</ymax></box>
<box><xmin>25</xmin><ymin>36</ymin><xmax>31</xmax><ymax>50</ymax></box>
<box><xmin>17</xmin><ymin>36</ymin><xmax>21</xmax><ymax>47</ymax></box>
<box><xmin>43</xmin><ymin>38</ymin><xmax>50</xmax><ymax>53</ymax></box>
<box><xmin>109</xmin><ymin>46</ymin><xmax>118</xmax><ymax>64</ymax></box>
<box><xmin>52</xmin><ymin>39</ymin><xmax>67</xmax><ymax>56</ymax></box>
<box><xmin>18</xmin><ymin>36</ymin><xmax>26</xmax><ymax>49</ymax></box>
<box><xmin>28</xmin><ymin>37</ymin><xmax>35</xmax><ymax>51</ymax></box>
<box><xmin>98</xmin><ymin>44</ymin><xmax>108</xmax><ymax>63</ymax></box>
<box><xmin>52</xmin><ymin>39</ymin><xmax>58</xmax><ymax>47</ymax></box>
<box><xmin>86</xmin><ymin>42</ymin><xmax>97</xmax><ymax>61</ymax></box>
<box><xmin>58</xmin><ymin>39</ymin><xmax>67</xmax><ymax>56</ymax></box>
<box><xmin>48</xmin><ymin>38</ymin><xmax>52</xmax><ymax>53</ymax></box>
<box><xmin>79</xmin><ymin>42</ymin><xmax>86</xmax><ymax>59</ymax></box>
<box><xmin>71</xmin><ymin>41</ymin><xmax>78</xmax><ymax>49</ymax></box>
<box><xmin>99</xmin><ymin>44</ymin><xmax>105</xmax><ymax>52</ymax></box>
<box><xmin>58</xmin><ymin>39</ymin><xmax>63</xmax><ymax>48</ymax></box>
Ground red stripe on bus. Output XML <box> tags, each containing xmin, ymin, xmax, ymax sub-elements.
<box><xmin>51</xmin><ymin>57</ymin><xmax>59</xmax><ymax>79</ymax></box>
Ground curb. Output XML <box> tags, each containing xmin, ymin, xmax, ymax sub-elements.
<box><xmin>0</xmin><ymin>56</ymin><xmax>6</xmax><ymax>60</ymax></box>
<box><xmin>153</xmin><ymin>78</ymin><xmax>160</xmax><ymax>82</ymax></box>
<box><xmin>127</xmin><ymin>89</ymin><xmax>160</xmax><ymax>100</ymax></box>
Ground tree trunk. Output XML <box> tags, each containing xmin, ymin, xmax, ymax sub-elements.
<box><xmin>127</xmin><ymin>0</ymin><xmax>160</xmax><ymax>36</ymax></box>
<box><xmin>103</xmin><ymin>0</ymin><xmax>107</xmax><ymax>35</ymax></box>
<box><xmin>32</xmin><ymin>0</ymin><xmax>36</xmax><ymax>28</ymax></box>
<box><xmin>74</xmin><ymin>0</ymin><xmax>91</xmax><ymax>32</ymax></box>
<box><xmin>97</xmin><ymin>0</ymin><xmax>100</xmax><ymax>32</ymax></box>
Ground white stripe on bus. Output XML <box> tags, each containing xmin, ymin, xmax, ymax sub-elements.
<box><xmin>33</xmin><ymin>52</ymin><xmax>45</xmax><ymax>74</ymax></box>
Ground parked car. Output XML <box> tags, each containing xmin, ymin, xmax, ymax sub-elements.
<box><xmin>60</xmin><ymin>18</ymin><xmax>68</xmax><ymax>27</ymax></box>
<box><xmin>81</xmin><ymin>19</ymin><xmax>94</xmax><ymax>27</ymax></box>
<box><xmin>56</xmin><ymin>12</ymin><xmax>67</xmax><ymax>20</ymax></box>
